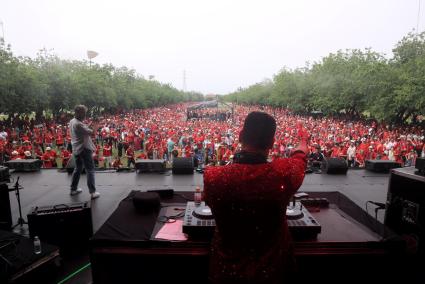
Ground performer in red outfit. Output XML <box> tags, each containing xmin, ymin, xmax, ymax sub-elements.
<box><xmin>204</xmin><ymin>112</ymin><xmax>308</xmax><ymax>284</ymax></box>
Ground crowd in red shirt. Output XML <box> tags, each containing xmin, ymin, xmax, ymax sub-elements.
<box><xmin>0</xmin><ymin>104</ymin><xmax>424</xmax><ymax>169</ymax></box>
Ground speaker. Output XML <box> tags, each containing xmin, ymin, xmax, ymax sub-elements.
<box><xmin>172</xmin><ymin>157</ymin><xmax>194</xmax><ymax>175</ymax></box>
<box><xmin>0</xmin><ymin>166</ymin><xmax>10</xmax><ymax>183</ymax></box>
<box><xmin>385</xmin><ymin>168</ymin><xmax>425</xmax><ymax>256</ymax></box>
<box><xmin>321</xmin><ymin>157</ymin><xmax>348</xmax><ymax>174</ymax></box>
<box><xmin>415</xmin><ymin>157</ymin><xmax>425</xmax><ymax>175</ymax></box>
<box><xmin>28</xmin><ymin>202</ymin><xmax>93</xmax><ymax>251</ymax></box>
<box><xmin>365</xmin><ymin>160</ymin><xmax>401</xmax><ymax>173</ymax></box>
<box><xmin>135</xmin><ymin>159</ymin><xmax>166</xmax><ymax>173</ymax></box>
<box><xmin>0</xmin><ymin>184</ymin><xmax>12</xmax><ymax>230</ymax></box>
<box><xmin>4</xmin><ymin>159</ymin><xmax>42</xmax><ymax>172</ymax></box>
<box><xmin>66</xmin><ymin>155</ymin><xmax>85</xmax><ymax>174</ymax></box>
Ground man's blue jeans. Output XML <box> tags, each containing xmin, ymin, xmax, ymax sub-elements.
<box><xmin>70</xmin><ymin>148</ymin><xmax>96</xmax><ymax>193</ymax></box>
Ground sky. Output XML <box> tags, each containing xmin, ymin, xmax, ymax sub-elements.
<box><xmin>0</xmin><ymin>0</ymin><xmax>423</xmax><ymax>94</ymax></box>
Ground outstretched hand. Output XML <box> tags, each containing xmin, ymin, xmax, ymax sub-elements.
<box><xmin>296</xmin><ymin>121</ymin><xmax>309</xmax><ymax>141</ymax></box>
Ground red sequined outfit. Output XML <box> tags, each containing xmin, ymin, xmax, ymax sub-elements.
<box><xmin>204</xmin><ymin>151</ymin><xmax>307</xmax><ymax>284</ymax></box>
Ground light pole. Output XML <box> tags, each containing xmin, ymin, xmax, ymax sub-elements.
<box><xmin>87</xmin><ymin>50</ymin><xmax>99</xmax><ymax>67</ymax></box>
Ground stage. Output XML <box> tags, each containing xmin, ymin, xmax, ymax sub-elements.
<box><xmin>8</xmin><ymin>168</ymin><xmax>390</xmax><ymax>233</ymax></box>
<box><xmin>4</xmin><ymin>168</ymin><xmax>402</xmax><ymax>283</ymax></box>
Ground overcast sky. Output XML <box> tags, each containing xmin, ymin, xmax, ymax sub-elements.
<box><xmin>0</xmin><ymin>0</ymin><xmax>423</xmax><ymax>94</ymax></box>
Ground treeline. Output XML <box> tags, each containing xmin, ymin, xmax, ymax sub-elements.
<box><xmin>0</xmin><ymin>41</ymin><xmax>203</xmax><ymax>119</ymax></box>
<box><xmin>225</xmin><ymin>31</ymin><xmax>425</xmax><ymax>124</ymax></box>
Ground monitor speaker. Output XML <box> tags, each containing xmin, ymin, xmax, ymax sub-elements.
<box><xmin>321</xmin><ymin>157</ymin><xmax>348</xmax><ymax>174</ymax></box>
<box><xmin>4</xmin><ymin>159</ymin><xmax>42</xmax><ymax>172</ymax></box>
<box><xmin>365</xmin><ymin>160</ymin><xmax>401</xmax><ymax>173</ymax></box>
<box><xmin>66</xmin><ymin>155</ymin><xmax>85</xmax><ymax>174</ymax></box>
<box><xmin>135</xmin><ymin>159</ymin><xmax>166</xmax><ymax>173</ymax></box>
<box><xmin>172</xmin><ymin>157</ymin><xmax>194</xmax><ymax>175</ymax></box>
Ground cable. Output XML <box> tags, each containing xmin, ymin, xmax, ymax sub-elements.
<box><xmin>57</xmin><ymin>262</ymin><xmax>91</xmax><ymax>284</ymax></box>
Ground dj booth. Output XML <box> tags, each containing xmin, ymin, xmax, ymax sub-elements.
<box><xmin>89</xmin><ymin>188</ymin><xmax>421</xmax><ymax>284</ymax></box>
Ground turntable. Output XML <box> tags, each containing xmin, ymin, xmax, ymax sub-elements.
<box><xmin>182</xmin><ymin>201</ymin><xmax>321</xmax><ymax>240</ymax></box>
<box><xmin>182</xmin><ymin>202</ymin><xmax>215</xmax><ymax>237</ymax></box>
<box><xmin>286</xmin><ymin>202</ymin><xmax>322</xmax><ymax>239</ymax></box>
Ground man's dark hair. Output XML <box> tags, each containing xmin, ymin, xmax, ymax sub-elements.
<box><xmin>239</xmin><ymin>111</ymin><xmax>276</xmax><ymax>150</ymax></box>
<box><xmin>74</xmin><ymin>105</ymin><xmax>88</xmax><ymax>114</ymax></box>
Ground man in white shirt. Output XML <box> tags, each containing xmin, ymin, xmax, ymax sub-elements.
<box><xmin>69</xmin><ymin>105</ymin><xmax>100</xmax><ymax>199</ymax></box>
<box><xmin>0</xmin><ymin>128</ymin><xmax>7</xmax><ymax>141</ymax></box>
<box><xmin>347</xmin><ymin>142</ymin><xmax>356</xmax><ymax>167</ymax></box>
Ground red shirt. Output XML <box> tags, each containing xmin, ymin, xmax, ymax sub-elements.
<box><xmin>137</xmin><ymin>152</ymin><xmax>147</xmax><ymax>159</ymax></box>
<box><xmin>126</xmin><ymin>148</ymin><xmax>134</xmax><ymax>159</ymax></box>
<box><xmin>204</xmin><ymin>152</ymin><xmax>307</xmax><ymax>283</ymax></box>
<box><xmin>45</xmin><ymin>134</ymin><xmax>53</xmax><ymax>144</ymax></box>
<box><xmin>42</xmin><ymin>153</ymin><xmax>53</xmax><ymax>168</ymax></box>
<box><xmin>103</xmin><ymin>145</ymin><xmax>112</xmax><ymax>157</ymax></box>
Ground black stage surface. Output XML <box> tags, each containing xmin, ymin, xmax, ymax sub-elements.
<box><xmin>4</xmin><ymin>169</ymin><xmax>399</xmax><ymax>283</ymax></box>
<box><xmin>8</xmin><ymin>168</ymin><xmax>390</xmax><ymax>233</ymax></box>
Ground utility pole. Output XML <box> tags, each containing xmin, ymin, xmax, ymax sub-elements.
<box><xmin>0</xmin><ymin>20</ymin><xmax>5</xmax><ymax>43</ymax></box>
<box><xmin>417</xmin><ymin>0</ymin><xmax>422</xmax><ymax>33</ymax></box>
<box><xmin>182</xmin><ymin>69</ymin><xmax>187</xmax><ymax>92</ymax></box>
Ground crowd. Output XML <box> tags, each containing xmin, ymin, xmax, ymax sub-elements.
<box><xmin>0</xmin><ymin>104</ymin><xmax>424</xmax><ymax>170</ymax></box>
<box><xmin>187</xmin><ymin>109</ymin><xmax>232</xmax><ymax>122</ymax></box>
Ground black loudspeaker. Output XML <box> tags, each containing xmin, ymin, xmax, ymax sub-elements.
<box><xmin>66</xmin><ymin>156</ymin><xmax>75</xmax><ymax>174</ymax></box>
<box><xmin>66</xmin><ymin>155</ymin><xmax>85</xmax><ymax>174</ymax></box>
<box><xmin>172</xmin><ymin>157</ymin><xmax>194</xmax><ymax>175</ymax></box>
<box><xmin>415</xmin><ymin>157</ymin><xmax>425</xmax><ymax>175</ymax></box>
<box><xmin>321</xmin><ymin>157</ymin><xmax>348</xmax><ymax>174</ymax></box>
<box><xmin>135</xmin><ymin>159</ymin><xmax>166</xmax><ymax>173</ymax></box>
<box><xmin>0</xmin><ymin>184</ymin><xmax>12</xmax><ymax>230</ymax></box>
<box><xmin>0</xmin><ymin>166</ymin><xmax>10</xmax><ymax>183</ymax></box>
<box><xmin>28</xmin><ymin>202</ymin><xmax>93</xmax><ymax>251</ymax></box>
<box><xmin>385</xmin><ymin>168</ymin><xmax>425</xmax><ymax>256</ymax></box>
<box><xmin>365</xmin><ymin>160</ymin><xmax>401</xmax><ymax>173</ymax></box>
<box><xmin>4</xmin><ymin>159</ymin><xmax>42</xmax><ymax>172</ymax></box>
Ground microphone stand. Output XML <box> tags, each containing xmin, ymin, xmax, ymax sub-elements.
<box><xmin>11</xmin><ymin>177</ymin><xmax>28</xmax><ymax>234</ymax></box>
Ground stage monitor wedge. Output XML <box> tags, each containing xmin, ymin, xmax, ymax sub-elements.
<box><xmin>135</xmin><ymin>159</ymin><xmax>166</xmax><ymax>173</ymax></box>
<box><xmin>415</xmin><ymin>157</ymin><xmax>425</xmax><ymax>175</ymax></box>
<box><xmin>321</xmin><ymin>157</ymin><xmax>348</xmax><ymax>175</ymax></box>
<box><xmin>365</xmin><ymin>160</ymin><xmax>401</xmax><ymax>173</ymax></box>
<box><xmin>4</xmin><ymin>159</ymin><xmax>42</xmax><ymax>172</ymax></box>
<box><xmin>172</xmin><ymin>157</ymin><xmax>194</xmax><ymax>175</ymax></box>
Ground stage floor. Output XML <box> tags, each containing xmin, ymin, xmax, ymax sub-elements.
<box><xmin>7</xmin><ymin>168</ymin><xmax>391</xmax><ymax>233</ymax></box>
<box><xmin>4</xmin><ymin>168</ymin><xmax>398</xmax><ymax>284</ymax></box>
